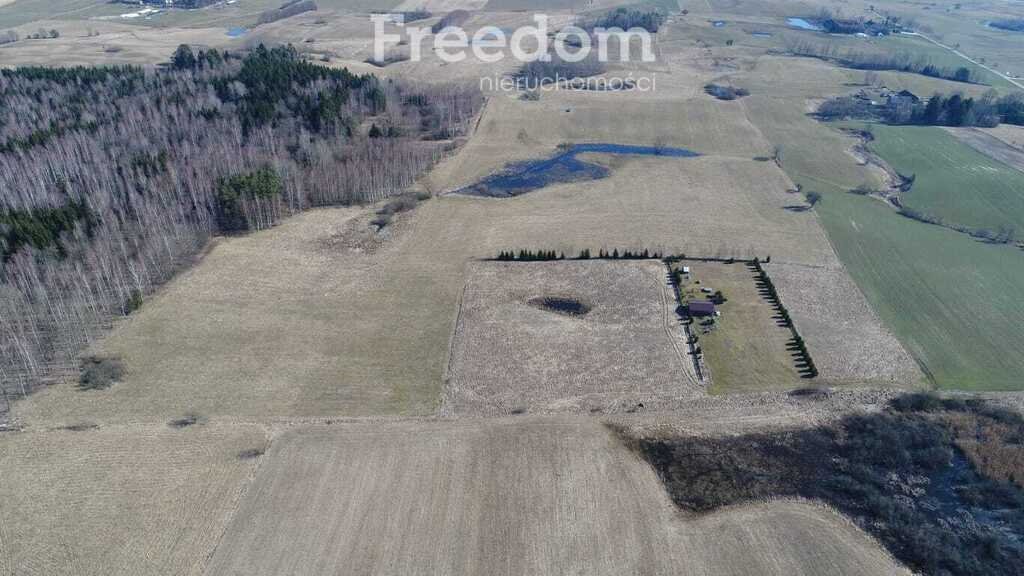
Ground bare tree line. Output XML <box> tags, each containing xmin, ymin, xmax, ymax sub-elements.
<box><xmin>0</xmin><ymin>47</ymin><xmax>482</xmax><ymax>401</ymax></box>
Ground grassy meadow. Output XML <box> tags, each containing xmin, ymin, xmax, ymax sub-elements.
<box><xmin>863</xmin><ymin>124</ymin><xmax>1024</xmax><ymax>233</ymax></box>
<box><xmin>818</xmin><ymin>190</ymin><xmax>1024</xmax><ymax>391</ymax></box>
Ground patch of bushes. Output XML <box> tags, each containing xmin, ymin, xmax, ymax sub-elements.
<box><xmin>364</xmin><ymin>51</ymin><xmax>410</xmax><ymax>67</ymax></box>
<box><xmin>704</xmin><ymin>83</ymin><xmax>749</xmax><ymax>100</ymax></box>
<box><xmin>169</xmin><ymin>413</ymin><xmax>201</xmax><ymax>428</ymax></box>
<box><xmin>238</xmin><ymin>447</ymin><xmax>265</xmax><ymax>459</ymax></box>
<box><xmin>898</xmin><ymin>207</ymin><xmax>1017</xmax><ymax>244</ymax></box>
<box><xmin>370</xmin><ymin>192</ymin><xmax>426</xmax><ymax>229</ymax></box>
<box><xmin>431</xmin><ymin>10</ymin><xmax>470</xmax><ymax>34</ymax></box>
<box><xmin>631</xmin><ymin>396</ymin><xmax>1024</xmax><ymax>576</ymax></box>
<box><xmin>257</xmin><ymin>0</ymin><xmax>317</xmax><ymax>25</ymax></box>
<box><xmin>517</xmin><ymin>52</ymin><xmax>605</xmax><ymax>85</ymax></box>
<box><xmin>62</xmin><ymin>422</ymin><xmax>99</xmax><ymax>431</ymax></box>
<box><xmin>528</xmin><ymin>296</ymin><xmax>591</xmax><ymax>316</ymax></box>
<box><xmin>78</xmin><ymin>356</ymin><xmax>125</xmax><ymax>390</ymax></box>
<box><xmin>587</xmin><ymin>7</ymin><xmax>666</xmax><ymax>33</ymax></box>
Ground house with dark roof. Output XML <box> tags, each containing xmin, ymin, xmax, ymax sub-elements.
<box><xmin>688</xmin><ymin>300</ymin><xmax>716</xmax><ymax>317</ymax></box>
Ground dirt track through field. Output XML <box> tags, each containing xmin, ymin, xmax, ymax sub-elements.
<box><xmin>204</xmin><ymin>417</ymin><xmax>909</xmax><ymax>576</ymax></box>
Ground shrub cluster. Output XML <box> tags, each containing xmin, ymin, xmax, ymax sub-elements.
<box><xmin>257</xmin><ymin>0</ymin><xmax>317</xmax><ymax>26</ymax></box>
<box><xmin>431</xmin><ymin>10</ymin><xmax>471</xmax><ymax>34</ymax></box>
<box><xmin>989</xmin><ymin>19</ymin><xmax>1024</xmax><ymax>32</ymax></box>
<box><xmin>78</xmin><ymin>356</ymin><xmax>125</xmax><ymax>390</ymax></box>
<box><xmin>704</xmin><ymin>84</ymin><xmax>749</xmax><ymax>101</ymax></box>
<box><xmin>588</xmin><ymin>7</ymin><xmax>666</xmax><ymax>33</ymax></box>
<box><xmin>898</xmin><ymin>207</ymin><xmax>1017</xmax><ymax>244</ymax></box>
<box><xmin>370</xmin><ymin>192</ymin><xmax>427</xmax><ymax>229</ymax></box>
<box><xmin>634</xmin><ymin>396</ymin><xmax>1024</xmax><ymax>576</ymax></box>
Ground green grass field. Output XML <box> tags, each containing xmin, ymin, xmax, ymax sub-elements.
<box><xmin>817</xmin><ymin>189</ymin><xmax>1024</xmax><ymax>391</ymax></box>
<box><xmin>864</xmin><ymin>125</ymin><xmax>1024</xmax><ymax>232</ymax></box>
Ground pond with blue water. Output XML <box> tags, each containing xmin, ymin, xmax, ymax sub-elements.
<box><xmin>456</xmin><ymin>143</ymin><xmax>700</xmax><ymax>197</ymax></box>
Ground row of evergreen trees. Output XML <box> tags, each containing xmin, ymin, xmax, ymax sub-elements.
<box><xmin>495</xmin><ymin>248</ymin><xmax>665</xmax><ymax>261</ymax></box>
<box><xmin>752</xmin><ymin>259</ymin><xmax>818</xmax><ymax>377</ymax></box>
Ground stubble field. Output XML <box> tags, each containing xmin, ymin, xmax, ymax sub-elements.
<box><xmin>0</xmin><ymin>424</ymin><xmax>266</xmax><ymax>576</ymax></box>
<box><xmin>204</xmin><ymin>416</ymin><xmax>909</xmax><ymax>576</ymax></box>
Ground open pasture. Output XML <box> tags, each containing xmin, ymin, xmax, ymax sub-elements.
<box><xmin>204</xmin><ymin>417</ymin><xmax>909</xmax><ymax>576</ymax></box>
<box><xmin>443</xmin><ymin>260</ymin><xmax>698</xmax><ymax>415</ymax></box>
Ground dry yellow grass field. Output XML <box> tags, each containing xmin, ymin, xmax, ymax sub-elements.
<box><xmin>12</xmin><ymin>58</ymin><xmax>917</xmax><ymax>426</ymax></box>
<box><xmin>0</xmin><ymin>424</ymin><xmax>266</xmax><ymax>576</ymax></box>
<box><xmin>444</xmin><ymin>260</ymin><xmax>697</xmax><ymax>415</ymax></box>
<box><xmin>205</xmin><ymin>417</ymin><xmax>909</xmax><ymax>576</ymax></box>
<box><xmin>0</xmin><ymin>20</ymin><xmax>238</xmax><ymax>66</ymax></box>
<box><xmin>980</xmin><ymin>124</ymin><xmax>1024</xmax><ymax>152</ymax></box>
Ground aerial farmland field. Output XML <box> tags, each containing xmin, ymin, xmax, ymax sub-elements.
<box><xmin>2</xmin><ymin>0</ymin><xmax>1024</xmax><ymax>573</ymax></box>
<box><xmin>203</xmin><ymin>417</ymin><xmax>910</xmax><ymax>576</ymax></box>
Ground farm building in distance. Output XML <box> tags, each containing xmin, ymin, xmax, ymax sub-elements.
<box><xmin>688</xmin><ymin>300</ymin><xmax>716</xmax><ymax>316</ymax></box>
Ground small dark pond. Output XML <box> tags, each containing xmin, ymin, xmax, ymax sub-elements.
<box><xmin>529</xmin><ymin>296</ymin><xmax>591</xmax><ymax>316</ymax></box>
<box><xmin>456</xmin><ymin>143</ymin><xmax>699</xmax><ymax>197</ymax></box>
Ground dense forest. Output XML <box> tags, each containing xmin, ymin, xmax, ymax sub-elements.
<box><xmin>0</xmin><ymin>45</ymin><xmax>481</xmax><ymax>401</ymax></box>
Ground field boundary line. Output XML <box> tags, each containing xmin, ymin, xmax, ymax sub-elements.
<box><xmin>659</xmin><ymin>265</ymin><xmax>702</xmax><ymax>388</ymax></box>
<box><xmin>197</xmin><ymin>427</ymin><xmax>273</xmax><ymax>576</ymax></box>
<box><xmin>442</xmin><ymin>278</ymin><xmax>470</xmax><ymax>387</ymax></box>
<box><xmin>661</xmin><ymin>262</ymin><xmax>707</xmax><ymax>387</ymax></box>
<box><xmin>802</xmin><ymin>205</ymin><xmax>931</xmax><ymax>387</ymax></box>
